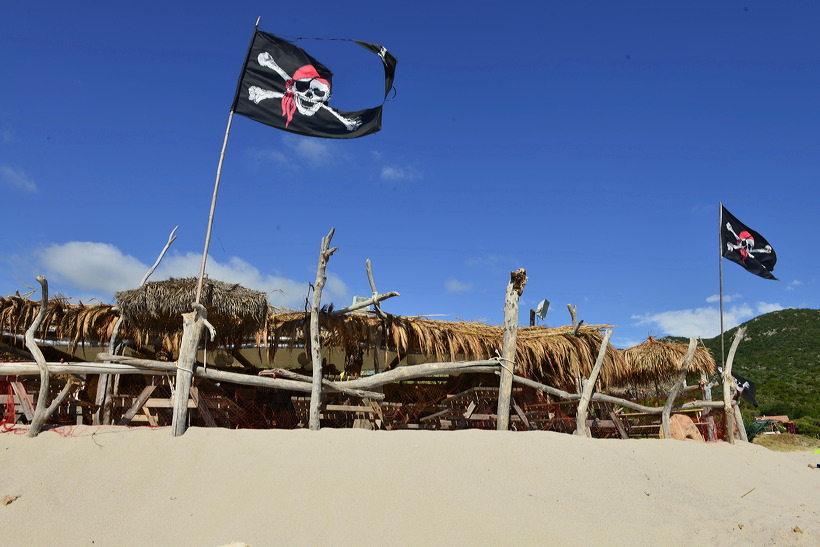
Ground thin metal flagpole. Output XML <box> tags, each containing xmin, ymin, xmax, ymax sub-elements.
<box><xmin>195</xmin><ymin>109</ymin><xmax>235</xmax><ymax>304</ymax></box>
<box><xmin>719</xmin><ymin>202</ymin><xmax>725</xmax><ymax>370</ymax></box>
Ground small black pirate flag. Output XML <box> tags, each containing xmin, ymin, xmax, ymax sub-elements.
<box><xmin>721</xmin><ymin>205</ymin><xmax>778</xmax><ymax>280</ymax></box>
<box><xmin>231</xmin><ymin>29</ymin><xmax>397</xmax><ymax>139</ymax></box>
<box><xmin>718</xmin><ymin>367</ymin><xmax>759</xmax><ymax>407</ymax></box>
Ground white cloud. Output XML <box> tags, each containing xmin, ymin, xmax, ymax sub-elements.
<box><xmin>632</xmin><ymin>304</ymin><xmax>755</xmax><ymax>339</ymax></box>
<box><xmin>248</xmin><ymin>136</ymin><xmax>338</xmax><ymax>170</ymax></box>
<box><xmin>288</xmin><ymin>138</ymin><xmax>335</xmax><ymax>165</ymax></box>
<box><xmin>445</xmin><ymin>279</ymin><xmax>472</xmax><ymax>293</ymax></box>
<box><xmin>755</xmin><ymin>302</ymin><xmax>783</xmax><ymax>314</ymax></box>
<box><xmin>786</xmin><ymin>280</ymin><xmax>802</xmax><ymax>291</ymax></box>
<box><xmin>705</xmin><ymin>293</ymin><xmax>741</xmax><ymax>304</ymax></box>
<box><xmin>380</xmin><ymin>165</ymin><xmax>419</xmax><ymax>181</ymax></box>
<box><xmin>34</xmin><ymin>241</ymin><xmax>347</xmax><ymax>309</ymax></box>
<box><xmin>0</xmin><ymin>166</ymin><xmax>37</xmax><ymax>192</ymax></box>
<box><xmin>37</xmin><ymin>242</ymin><xmax>147</xmax><ymax>294</ymax></box>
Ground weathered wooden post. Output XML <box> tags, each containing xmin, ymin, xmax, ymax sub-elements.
<box><xmin>575</xmin><ymin>329</ymin><xmax>612</xmax><ymax>437</ymax></box>
<box><xmin>171</xmin><ymin>304</ymin><xmax>211</xmax><ymax>437</ymax></box>
<box><xmin>309</xmin><ymin>228</ymin><xmax>338</xmax><ymax>431</ymax></box>
<box><xmin>700</xmin><ymin>371</ymin><xmax>717</xmax><ymax>441</ymax></box>
<box><xmin>496</xmin><ymin>268</ymin><xmax>527</xmax><ymax>431</ymax></box>
<box><xmin>25</xmin><ymin>276</ymin><xmax>74</xmax><ymax>437</ymax></box>
<box><xmin>722</xmin><ymin>326</ymin><xmax>746</xmax><ymax>444</ymax></box>
<box><xmin>660</xmin><ymin>337</ymin><xmax>697</xmax><ymax>439</ymax></box>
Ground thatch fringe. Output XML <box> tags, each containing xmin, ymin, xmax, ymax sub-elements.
<box><xmin>4</xmin><ymin>291</ymin><xmax>631</xmax><ymax>389</ymax></box>
<box><xmin>115</xmin><ymin>277</ymin><xmax>268</xmax><ymax>353</ymax></box>
<box><xmin>266</xmin><ymin>309</ymin><xmax>628</xmax><ymax>389</ymax></box>
<box><xmin>619</xmin><ymin>336</ymin><xmax>716</xmax><ymax>385</ymax></box>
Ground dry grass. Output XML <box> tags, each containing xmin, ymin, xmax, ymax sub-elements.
<box><xmin>752</xmin><ymin>433</ymin><xmax>820</xmax><ymax>452</ymax></box>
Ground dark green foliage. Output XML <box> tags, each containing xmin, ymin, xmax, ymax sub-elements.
<box><xmin>664</xmin><ymin>308</ymin><xmax>819</xmax><ymax>423</ymax></box>
<box><xmin>792</xmin><ymin>416</ymin><xmax>820</xmax><ymax>439</ymax></box>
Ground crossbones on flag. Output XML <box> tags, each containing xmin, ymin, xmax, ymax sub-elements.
<box><xmin>718</xmin><ymin>367</ymin><xmax>759</xmax><ymax>407</ymax></box>
<box><xmin>721</xmin><ymin>205</ymin><xmax>778</xmax><ymax>280</ymax></box>
<box><xmin>231</xmin><ymin>29</ymin><xmax>397</xmax><ymax>139</ymax></box>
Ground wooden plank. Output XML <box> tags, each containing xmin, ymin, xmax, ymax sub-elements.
<box><xmin>11</xmin><ymin>381</ymin><xmax>35</xmax><ymax>421</ymax></box>
<box><xmin>512</xmin><ymin>399</ymin><xmax>530</xmax><ymax>430</ymax></box>
<box><xmin>325</xmin><ymin>404</ymin><xmax>375</xmax><ymax>413</ymax></box>
<box><xmin>193</xmin><ymin>387</ymin><xmax>218</xmax><ymax>428</ymax></box>
<box><xmin>119</xmin><ymin>384</ymin><xmax>157</xmax><ymax>426</ymax></box>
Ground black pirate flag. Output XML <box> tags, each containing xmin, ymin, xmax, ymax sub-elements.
<box><xmin>721</xmin><ymin>205</ymin><xmax>778</xmax><ymax>280</ymax></box>
<box><xmin>231</xmin><ymin>29</ymin><xmax>397</xmax><ymax>139</ymax></box>
<box><xmin>717</xmin><ymin>367</ymin><xmax>759</xmax><ymax>407</ymax></box>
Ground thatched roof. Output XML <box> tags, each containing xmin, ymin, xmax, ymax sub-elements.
<box><xmin>115</xmin><ymin>277</ymin><xmax>269</xmax><ymax>350</ymax></box>
<box><xmin>4</xmin><ymin>287</ymin><xmax>630</xmax><ymax>390</ymax></box>
<box><xmin>1</xmin><ymin>294</ymin><xmax>119</xmax><ymax>349</ymax></box>
<box><xmin>267</xmin><ymin>309</ymin><xmax>629</xmax><ymax>389</ymax></box>
<box><xmin>619</xmin><ymin>336</ymin><xmax>717</xmax><ymax>385</ymax></box>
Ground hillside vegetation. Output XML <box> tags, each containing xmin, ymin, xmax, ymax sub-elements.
<box><xmin>665</xmin><ymin>308</ymin><xmax>819</xmax><ymax>436</ymax></box>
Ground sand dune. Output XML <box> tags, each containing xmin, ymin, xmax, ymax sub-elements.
<box><xmin>1</xmin><ymin>426</ymin><xmax>817</xmax><ymax>546</ymax></box>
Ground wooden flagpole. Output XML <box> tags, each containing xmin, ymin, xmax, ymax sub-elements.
<box><xmin>195</xmin><ymin>110</ymin><xmax>235</xmax><ymax>303</ymax></box>
<box><xmin>718</xmin><ymin>202</ymin><xmax>725</xmax><ymax>370</ymax></box>
<box><xmin>194</xmin><ymin>16</ymin><xmax>260</xmax><ymax>303</ymax></box>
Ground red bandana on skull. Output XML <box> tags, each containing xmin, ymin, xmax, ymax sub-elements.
<box><xmin>281</xmin><ymin>65</ymin><xmax>329</xmax><ymax>127</ymax></box>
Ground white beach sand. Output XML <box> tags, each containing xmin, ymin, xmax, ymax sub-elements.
<box><xmin>1</xmin><ymin>425</ymin><xmax>817</xmax><ymax>546</ymax></box>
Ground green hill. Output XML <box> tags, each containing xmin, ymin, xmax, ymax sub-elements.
<box><xmin>663</xmin><ymin>308</ymin><xmax>819</xmax><ymax>436</ymax></box>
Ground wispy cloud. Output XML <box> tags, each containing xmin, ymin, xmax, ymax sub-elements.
<box><xmin>786</xmin><ymin>280</ymin><xmax>802</xmax><ymax>291</ymax></box>
<box><xmin>0</xmin><ymin>128</ymin><xmax>12</xmax><ymax>144</ymax></box>
<box><xmin>0</xmin><ymin>166</ymin><xmax>37</xmax><ymax>192</ymax></box>
<box><xmin>249</xmin><ymin>135</ymin><xmax>339</xmax><ymax>169</ymax></box>
<box><xmin>705</xmin><ymin>293</ymin><xmax>741</xmax><ymax>303</ymax></box>
<box><xmin>35</xmin><ymin>241</ymin><xmax>347</xmax><ymax>308</ymax></box>
<box><xmin>445</xmin><ymin>279</ymin><xmax>473</xmax><ymax>293</ymax></box>
<box><xmin>632</xmin><ymin>300</ymin><xmax>786</xmax><ymax>339</ymax></box>
<box><xmin>632</xmin><ymin>304</ymin><xmax>754</xmax><ymax>338</ymax></box>
<box><xmin>380</xmin><ymin>165</ymin><xmax>419</xmax><ymax>181</ymax></box>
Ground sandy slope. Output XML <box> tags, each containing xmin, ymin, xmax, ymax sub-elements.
<box><xmin>1</xmin><ymin>425</ymin><xmax>817</xmax><ymax>546</ymax></box>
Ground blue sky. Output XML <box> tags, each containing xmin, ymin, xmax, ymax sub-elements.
<box><xmin>1</xmin><ymin>1</ymin><xmax>818</xmax><ymax>349</ymax></box>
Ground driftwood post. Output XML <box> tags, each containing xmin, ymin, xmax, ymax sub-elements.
<box><xmin>700</xmin><ymin>371</ymin><xmax>716</xmax><ymax>442</ymax></box>
<box><xmin>366</xmin><ymin>259</ymin><xmax>388</xmax><ymax>375</ymax></box>
<box><xmin>171</xmin><ymin>303</ymin><xmax>213</xmax><ymax>437</ymax></box>
<box><xmin>25</xmin><ymin>276</ymin><xmax>74</xmax><ymax>437</ymax></box>
<box><xmin>575</xmin><ymin>329</ymin><xmax>612</xmax><ymax>436</ymax></box>
<box><xmin>722</xmin><ymin>326</ymin><xmax>746</xmax><ymax>444</ymax></box>
<box><xmin>95</xmin><ymin>226</ymin><xmax>178</xmax><ymax>425</ymax></box>
<box><xmin>660</xmin><ymin>337</ymin><xmax>697</xmax><ymax>439</ymax></box>
<box><xmin>309</xmin><ymin>228</ymin><xmax>338</xmax><ymax>431</ymax></box>
<box><xmin>496</xmin><ymin>268</ymin><xmax>527</xmax><ymax>431</ymax></box>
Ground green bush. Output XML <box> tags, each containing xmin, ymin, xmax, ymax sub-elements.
<box><xmin>793</xmin><ymin>416</ymin><xmax>820</xmax><ymax>439</ymax></box>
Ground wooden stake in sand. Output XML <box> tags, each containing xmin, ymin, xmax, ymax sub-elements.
<box><xmin>309</xmin><ymin>228</ymin><xmax>338</xmax><ymax>431</ymax></box>
<box><xmin>24</xmin><ymin>276</ymin><xmax>74</xmax><ymax>437</ymax></box>
<box><xmin>496</xmin><ymin>268</ymin><xmax>526</xmax><ymax>431</ymax></box>
<box><xmin>722</xmin><ymin>326</ymin><xmax>746</xmax><ymax>444</ymax></box>
<box><xmin>660</xmin><ymin>337</ymin><xmax>697</xmax><ymax>439</ymax></box>
<box><xmin>171</xmin><ymin>304</ymin><xmax>215</xmax><ymax>437</ymax></box>
<box><xmin>575</xmin><ymin>329</ymin><xmax>612</xmax><ymax>437</ymax></box>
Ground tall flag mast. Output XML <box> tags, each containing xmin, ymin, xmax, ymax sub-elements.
<box><xmin>194</xmin><ymin>19</ymin><xmax>397</xmax><ymax>302</ymax></box>
<box><xmin>718</xmin><ymin>203</ymin><xmax>778</xmax><ymax>366</ymax></box>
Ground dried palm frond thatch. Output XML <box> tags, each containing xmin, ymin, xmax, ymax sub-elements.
<box><xmin>619</xmin><ymin>336</ymin><xmax>716</xmax><ymax>386</ymax></box>
<box><xmin>0</xmin><ymin>294</ymin><xmax>119</xmax><ymax>351</ymax></box>
<box><xmin>115</xmin><ymin>277</ymin><xmax>268</xmax><ymax>351</ymax></box>
<box><xmin>266</xmin><ymin>309</ymin><xmax>628</xmax><ymax>389</ymax></box>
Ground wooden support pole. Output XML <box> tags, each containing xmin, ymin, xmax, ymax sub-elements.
<box><xmin>700</xmin><ymin>371</ymin><xmax>717</xmax><ymax>442</ymax></box>
<box><xmin>661</xmin><ymin>337</ymin><xmax>697</xmax><ymax>439</ymax></box>
<box><xmin>722</xmin><ymin>326</ymin><xmax>746</xmax><ymax>444</ymax></box>
<box><xmin>496</xmin><ymin>268</ymin><xmax>527</xmax><ymax>431</ymax></box>
<box><xmin>309</xmin><ymin>228</ymin><xmax>338</xmax><ymax>431</ymax></box>
<box><xmin>171</xmin><ymin>304</ymin><xmax>209</xmax><ymax>437</ymax></box>
<box><xmin>25</xmin><ymin>276</ymin><xmax>74</xmax><ymax>437</ymax></box>
<box><xmin>575</xmin><ymin>329</ymin><xmax>612</xmax><ymax>437</ymax></box>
